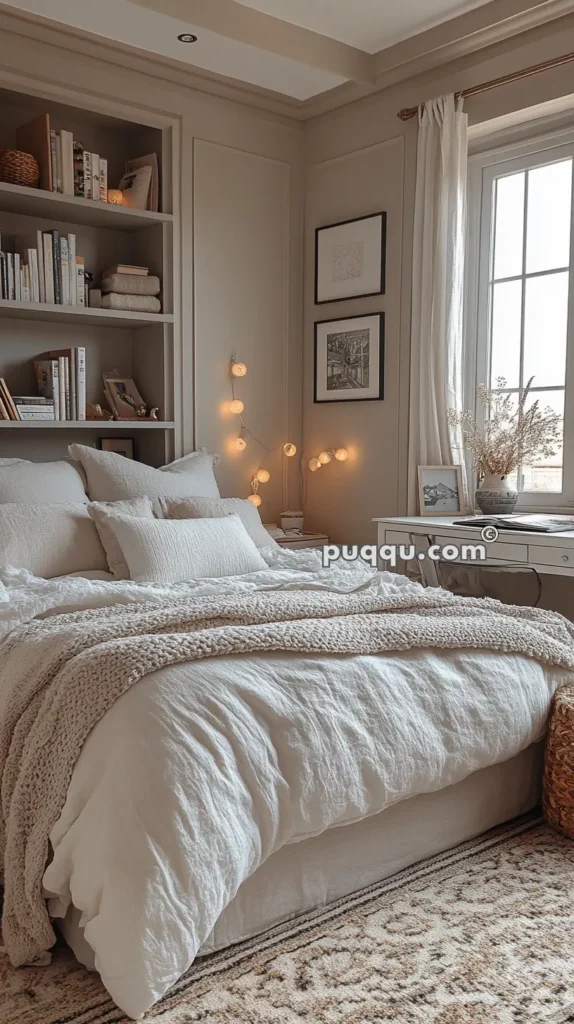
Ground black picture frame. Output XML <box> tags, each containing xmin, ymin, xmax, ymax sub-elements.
<box><xmin>314</xmin><ymin>212</ymin><xmax>387</xmax><ymax>305</ymax></box>
<box><xmin>314</xmin><ymin>312</ymin><xmax>385</xmax><ymax>404</ymax></box>
<box><xmin>99</xmin><ymin>437</ymin><xmax>135</xmax><ymax>459</ymax></box>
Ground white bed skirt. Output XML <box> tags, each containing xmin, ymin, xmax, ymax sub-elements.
<box><xmin>61</xmin><ymin>741</ymin><xmax>543</xmax><ymax>970</ymax></box>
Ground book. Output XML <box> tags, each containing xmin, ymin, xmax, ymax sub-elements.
<box><xmin>49</xmin><ymin>229</ymin><xmax>62</xmax><ymax>305</ymax></box>
<box><xmin>60</xmin><ymin>130</ymin><xmax>74</xmax><ymax>196</ymax></box>
<box><xmin>83</xmin><ymin>150</ymin><xmax>92</xmax><ymax>200</ymax></box>
<box><xmin>6</xmin><ymin>253</ymin><xmax>14</xmax><ymax>301</ymax></box>
<box><xmin>454</xmin><ymin>514</ymin><xmax>574</xmax><ymax>534</ymax></box>
<box><xmin>42</xmin><ymin>233</ymin><xmax>54</xmax><ymax>304</ymax></box>
<box><xmin>76</xmin><ymin>346</ymin><xmax>86</xmax><ymax>420</ymax></box>
<box><xmin>0</xmin><ymin>379</ymin><xmax>19</xmax><ymax>420</ymax></box>
<box><xmin>36</xmin><ymin>229</ymin><xmax>45</xmax><ymax>303</ymax></box>
<box><xmin>14</xmin><ymin>253</ymin><xmax>21</xmax><ymax>301</ymax></box>
<box><xmin>118</xmin><ymin>165</ymin><xmax>153</xmax><ymax>210</ymax></box>
<box><xmin>102</xmin><ymin>264</ymin><xmax>149</xmax><ymax>277</ymax></box>
<box><xmin>13</xmin><ymin>395</ymin><xmax>55</xmax><ymax>404</ymax></box>
<box><xmin>60</xmin><ymin>237</ymin><xmax>70</xmax><ymax>305</ymax></box>
<box><xmin>0</xmin><ymin>253</ymin><xmax>7</xmax><ymax>300</ymax></box>
<box><xmin>69</xmin><ymin>347</ymin><xmax>76</xmax><ymax>419</ymax></box>
<box><xmin>99</xmin><ymin>157</ymin><xmax>108</xmax><ymax>201</ymax></box>
<box><xmin>28</xmin><ymin>248</ymin><xmax>40</xmax><ymax>303</ymax></box>
<box><xmin>17</xmin><ymin>410</ymin><xmax>56</xmax><ymax>421</ymax></box>
<box><xmin>91</xmin><ymin>153</ymin><xmax>100</xmax><ymax>202</ymax></box>
<box><xmin>35</xmin><ymin>358</ymin><xmax>60</xmax><ymax>420</ymax></box>
<box><xmin>50</xmin><ymin>130</ymin><xmax>58</xmax><ymax>193</ymax></box>
<box><xmin>76</xmin><ymin>256</ymin><xmax>85</xmax><ymax>306</ymax></box>
<box><xmin>57</xmin><ymin>356</ymin><xmax>66</xmax><ymax>420</ymax></box>
<box><xmin>0</xmin><ymin>394</ymin><xmax>9</xmax><ymax>419</ymax></box>
<box><xmin>55</xmin><ymin>132</ymin><xmax>62</xmax><ymax>193</ymax></box>
<box><xmin>73</xmin><ymin>142</ymin><xmax>85</xmax><ymax>198</ymax></box>
<box><xmin>124</xmin><ymin>153</ymin><xmax>158</xmax><ymax>211</ymax></box>
<box><xmin>68</xmin><ymin>234</ymin><xmax>77</xmax><ymax>307</ymax></box>
<box><xmin>16</xmin><ymin>114</ymin><xmax>52</xmax><ymax>191</ymax></box>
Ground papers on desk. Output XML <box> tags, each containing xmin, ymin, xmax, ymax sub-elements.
<box><xmin>454</xmin><ymin>514</ymin><xmax>574</xmax><ymax>533</ymax></box>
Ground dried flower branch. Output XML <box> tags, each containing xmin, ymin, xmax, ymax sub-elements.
<box><xmin>448</xmin><ymin>377</ymin><xmax>561</xmax><ymax>478</ymax></box>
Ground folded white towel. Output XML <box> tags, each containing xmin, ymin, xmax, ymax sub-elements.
<box><xmin>101</xmin><ymin>273</ymin><xmax>161</xmax><ymax>296</ymax></box>
<box><xmin>101</xmin><ymin>293</ymin><xmax>161</xmax><ymax>314</ymax></box>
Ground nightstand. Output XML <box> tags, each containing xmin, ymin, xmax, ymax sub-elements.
<box><xmin>275</xmin><ymin>532</ymin><xmax>329</xmax><ymax>550</ymax></box>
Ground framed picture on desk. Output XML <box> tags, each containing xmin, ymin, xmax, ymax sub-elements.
<box><xmin>418</xmin><ymin>465</ymin><xmax>464</xmax><ymax>516</ymax></box>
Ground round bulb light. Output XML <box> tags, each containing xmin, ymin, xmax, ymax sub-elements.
<box><xmin>318</xmin><ymin>451</ymin><xmax>332</xmax><ymax>465</ymax></box>
<box><xmin>247</xmin><ymin>493</ymin><xmax>262</xmax><ymax>507</ymax></box>
<box><xmin>283</xmin><ymin>442</ymin><xmax>297</xmax><ymax>457</ymax></box>
<box><xmin>256</xmin><ymin>468</ymin><xmax>270</xmax><ymax>484</ymax></box>
<box><xmin>309</xmin><ymin>457</ymin><xmax>321</xmax><ymax>472</ymax></box>
<box><xmin>229</xmin><ymin>399</ymin><xmax>244</xmax><ymax>415</ymax></box>
<box><xmin>107</xmin><ymin>189</ymin><xmax>123</xmax><ymax>205</ymax></box>
<box><xmin>231</xmin><ymin>362</ymin><xmax>247</xmax><ymax>377</ymax></box>
<box><xmin>234</xmin><ymin>437</ymin><xmax>247</xmax><ymax>451</ymax></box>
<box><xmin>335</xmin><ymin>448</ymin><xmax>349</xmax><ymax>462</ymax></box>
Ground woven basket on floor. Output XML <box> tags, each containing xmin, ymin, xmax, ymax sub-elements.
<box><xmin>0</xmin><ymin>149</ymin><xmax>40</xmax><ymax>188</ymax></box>
<box><xmin>543</xmin><ymin>683</ymin><xmax>574</xmax><ymax>839</ymax></box>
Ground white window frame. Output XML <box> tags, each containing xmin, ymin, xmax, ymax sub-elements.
<box><xmin>466</xmin><ymin>126</ymin><xmax>574</xmax><ymax>510</ymax></box>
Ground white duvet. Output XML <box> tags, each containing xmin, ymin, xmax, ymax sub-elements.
<box><xmin>0</xmin><ymin>553</ymin><xmax>570</xmax><ymax>1019</ymax></box>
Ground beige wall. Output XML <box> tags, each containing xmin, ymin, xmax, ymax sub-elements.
<box><xmin>303</xmin><ymin>11</ymin><xmax>574</xmax><ymax>545</ymax></box>
<box><xmin>0</xmin><ymin>13</ymin><xmax>304</xmax><ymax>523</ymax></box>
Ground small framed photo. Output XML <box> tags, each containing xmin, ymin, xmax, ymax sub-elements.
<box><xmin>103</xmin><ymin>376</ymin><xmax>147</xmax><ymax>420</ymax></box>
<box><xmin>99</xmin><ymin>437</ymin><xmax>134</xmax><ymax>459</ymax></box>
<box><xmin>314</xmin><ymin>313</ymin><xmax>384</xmax><ymax>403</ymax></box>
<box><xmin>418</xmin><ymin>465</ymin><xmax>464</xmax><ymax>516</ymax></box>
<box><xmin>315</xmin><ymin>212</ymin><xmax>386</xmax><ymax>304</ymax></box>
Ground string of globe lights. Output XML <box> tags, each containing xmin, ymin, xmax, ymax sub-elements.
<box><xmin>229</xmin><ymin>357</ymin><xmax>348</xmax><ymax>507</ymax></box>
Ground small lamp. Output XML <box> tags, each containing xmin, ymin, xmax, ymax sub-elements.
<box><xmin>256</xmin><ymin>468</ymin><xmax>270</xmax><ymax>484</ymax></box>
<box><xmin>335</xmin><ymin>448</ymin><xmax>349</xmax><ymax>461</ymax></box>
<box><xmin>247</xmin><ymin>493</ymin><xmax>262</xmax><ymax>507</ymax></box>
<box><xmin>234</xmin><ymin>437</ymin><xmax>247</xmax><ymax>451</ymax></box>
<box><xmin>309</xmin><ymin>457</ymin><xmax>321</xmax><ymax>472</ymax></box>
<box><xmin>229</xmin><ymin>399</ymin><xmax>244</xmax><ymax>415</ymax></box>
<box><xmin>283</xmin><ymin>442</ymin><xmax>297</xmax><ymax>457</ymax></box>
<box><xmin>107</xmin><ymin>189</ymin><xmax>124</xmax><ymax>205</ymax></box>
<box><xmin>231</xmin><ymin>361</ymin><xmax>247</xmax><ymax>377</ymax></box>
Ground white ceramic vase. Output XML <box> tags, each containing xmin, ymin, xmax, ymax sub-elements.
<box><xmin>475</xmin><ymin>473</ymin><xmax>518</xmax><ymax>515</ymax></box>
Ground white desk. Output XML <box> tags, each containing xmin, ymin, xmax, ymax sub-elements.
<box><xmin>373</xmin><ymin>515</ymin><xmax>574</xmax><ymax>578</ymax></box>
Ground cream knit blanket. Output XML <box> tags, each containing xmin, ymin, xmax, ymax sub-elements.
<box><xmin>1</xmin><ymin>585</ymin><xmax>574</xmax><ymax>969</ymax></box>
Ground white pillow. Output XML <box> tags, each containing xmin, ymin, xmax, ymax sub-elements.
<box><xmin>87</xmin><ymin>497</ymin><xmax>155</xmax><ymax>578</ymax></box>
<box><xmin>68</xmin><ymin>444</ymin><xmax>219</xmax><ymax>506</ymax></box>
<box><xmin>160</xmin><ymin>496</ymin><xmax>279</xmax><ymax>550</ymax></box>
<box><xmin>0</xmin><ymin>503</ymin><xmax>107</xmax><ymax>578</ymax></box>
<box><xmin>99</xmin><ymin>512</ymin><xmax>267</xmax><ymax>583</ymax></box>
<box><xmin>0</xmin><ymin>459</ymin><xmax>87</xmax><ymax>504</ymax></box>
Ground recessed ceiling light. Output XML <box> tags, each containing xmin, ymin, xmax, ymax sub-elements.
<box><xmin>177</xmin><ymin>33</ymin><xmax>197</xmax><ymax>43</ymax></box>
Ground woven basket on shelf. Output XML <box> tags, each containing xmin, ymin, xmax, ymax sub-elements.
<box><xmin>543</xmin><ymin>682</ymin><xmax>574</xmax><ymax>839</ymax></box>
<box><xmin>0</xmin><ymin>149</ymin><xmax>40</xmax><ymax>188</ymax></box>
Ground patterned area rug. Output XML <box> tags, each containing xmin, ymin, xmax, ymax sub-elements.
<box><xmin>1</xmin><ymin>815</ymin><xmax>574</xmax><ymax>1024</ymax></box>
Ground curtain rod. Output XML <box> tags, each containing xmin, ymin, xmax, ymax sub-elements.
<box><xmin>397</xmin><ymin>49</ymin><xmax>574</xmax><ymax>121</ymax></box>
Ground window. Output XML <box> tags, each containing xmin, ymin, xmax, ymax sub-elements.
<box><xmin>468</xmin><ymin>132</ymin><xmax>574</xmax><ymax>507</ymax></box>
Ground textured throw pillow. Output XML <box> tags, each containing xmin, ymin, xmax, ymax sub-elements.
<box><xmin>68</xmin><ymin>444</ymin><xmax>219</xmax><ymax>506</ymax></box>
<box><xmin>0</xmin><ymin>459</ymin><xmax>87</xmax><ymax>504</ymax></box>
<box><xmin>87</xmin><ymin>497</ymin><xmax>155</xmax><ymax>579</ymax></box>
<box><xmin>99</xmin><ymin>512</ymin><xmax>267</xmax><ymax>583</ymax></box>
<box><xmin>0</xmin><ymin>503</ymin><xmax>107</xmax><ymax>578</ymax></box>
<box><xmin>160</xmin><ymin>496</ymin><xmax>279</xmax><ymax>550</ymax></box>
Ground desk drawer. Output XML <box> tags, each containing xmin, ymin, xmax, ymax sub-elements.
<box><xmin>433</xmin><ymin>535</ymin><xmax>528</xmax><ymax>563</ymax></box>
<box><xmin>529</xmin><ymin>545</ymin><xmax>574</xmax><ymax>568</ymax></box>
<box><xmin>384</xmin><ymin>530</ymin><xmax>414</xmax><ymax>546</ymax></box>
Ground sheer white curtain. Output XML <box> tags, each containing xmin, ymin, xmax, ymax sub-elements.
<box><xmin>407</xmin><ymin>94</ymin><xmax>469</xmax><ymax>514</ymax></box>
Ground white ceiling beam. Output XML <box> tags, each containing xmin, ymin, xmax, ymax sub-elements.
<box><xmin>129</xmin><ymin>0</ymin><xmax>375</xmax><ymax>84</ymax></box>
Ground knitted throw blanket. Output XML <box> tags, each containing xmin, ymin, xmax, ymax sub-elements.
<box><xmin>1</xmin><ymin>584</ymin><xmax>574</xmax><ymax>969</ymax></box>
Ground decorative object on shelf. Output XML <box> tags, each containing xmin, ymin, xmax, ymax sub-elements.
<box><xmin>314</xmin><ymin>313</ymin><xmax>384</xmax><ymax>404</ymax></box>
<box><xmin>103</xmin><ymin>374</ymin><xmax>158</xmax><ymax>421</ymax></box>
<box><xmin>448</xmin><ymin>376</ymin><xmax>561</xmax><ymax>515</ymax></box>
<box><xmin>315</xmin><ymin>212</ymin><xmax>386</xmax><ymax>304</ymax></box>
<box><xmin>99</xmin><ymin>267</ymin><xmax>161</xmax><ymax>314</ymax></box>
<box><xmin>417</xmin><ymin>465</ymin><xmax>464</xmax><ymax>517</ymax></box>
<box><xmin>86</xmin><ymin>403</ymin><xmax>113</xmax><ymax>421</ymax></box>
<box><xmin>123</xmin><ymin>153</ymin><xmax>159</xmax><ymax>211</ymax></box>
<box><xmin>280</xmin><ymin>510</ymin><xmax>304</xmax><ymax>532</ymax></box>
<box><xmin>228</xmin><ymin>356</ymin><xmax>297</xmax><ymax>507</ymax></box>
<box><xmin>117</xmin><ymin>165</ymin><xmax>153</xmax><ymax>210</ymax></box>
<box><xmin>106</xmin><ymin>190</ymin><xmax>124</xmax><ymax>205</ymax></box>
<box><xmin>99</xmin><ymin>437</ymin><xmax>135</xmax><ymax>459</ymax></box>
<box><xmin>0</xmin><ymin>149</ymin><xmax>40</xmax><ymax>188</ymax></box>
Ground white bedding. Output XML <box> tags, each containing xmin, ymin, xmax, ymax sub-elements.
<box><xmin>0</xmin><ymin>554</ymin><xmax>570</xmax><ymax>1019</ymax></box>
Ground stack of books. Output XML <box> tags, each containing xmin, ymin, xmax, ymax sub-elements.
<box><xmin>0</xmin><ymin>228</ymin><xmax>85</xmax><ymax>306</ymax></box>
<box><xmin>14</xmin><ymin>114</ymin><xmax>108</xmax><ymax>201</ymax></box>
<box><xmin>35</xmin><ymin>348</ymin><xmax>86</xmax><ymax>421</ymax></box>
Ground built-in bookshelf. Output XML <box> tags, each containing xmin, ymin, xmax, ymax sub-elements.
<box><xmin>0</xmin><ymin>85</ymin><xmax>176</xmax><ymax>467</ymax></box>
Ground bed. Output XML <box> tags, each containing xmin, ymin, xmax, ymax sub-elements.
<box><xmin>1</xmin><ymin>450</ymin><xmax>574</xmax><ymax>1021</ymax></box>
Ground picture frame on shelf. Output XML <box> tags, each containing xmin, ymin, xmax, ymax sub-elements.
<box><xmin>315</xmin><ymin>212</ymin><xmax>386</xmax><ymax>304</ymax></box>
<box><xmin>314</xmin><ymin>312</ymin><xmax>384</xmax><ymax>403</ymax></box>
<box><xmin>417</xmin><ymin>465</ymin><xmax>464</xmax><ymax>517</ymax></box>
<box><xmin>99</xmin><ymin>437</ymin><xmax>134</xmax><ymax>459</ymax></box>
<box><xmin>103</xmin><ymin>375</ymin><xmax>148</xmax><ymax>420</ymax></box>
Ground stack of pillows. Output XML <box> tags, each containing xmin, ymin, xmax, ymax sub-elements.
<box><xmin>0</xmin><ymin>444</ymin><xmax>279</xmax><ymax>584</ymax></box>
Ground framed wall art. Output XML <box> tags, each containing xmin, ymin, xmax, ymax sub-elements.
<box><xmin>314</xmin><ymin>312</ymin><xmax>384</xmax><ymax>403</ymax></box>
<box><xmin>315</xmin><ymin>212</ymin><xmax>386</xmax><ymax>304</ymax></box>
